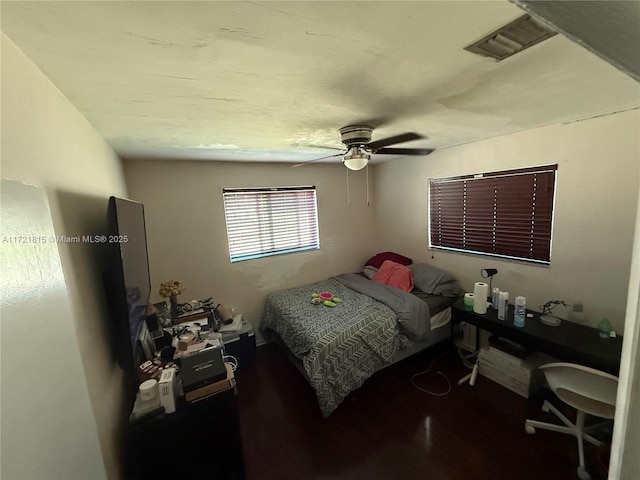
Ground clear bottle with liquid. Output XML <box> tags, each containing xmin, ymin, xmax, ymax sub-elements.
<box><xmin>514</xmin><ymin>296</ymin><xmax>526</xmax><ymax>327</ymax></box>
<box><xmin>498</xmin><ymin>291</ymin><xmax>509</xmax><ymax>320</ymax></box>
<box><xmin>491</xmin><ymin>287</ymin><xmax>500</xmax><ymax>309</ymax></box>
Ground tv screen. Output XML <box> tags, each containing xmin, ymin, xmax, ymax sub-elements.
<box><xmin>105</xmin><ymin>196</ymin><xmax>152</xmax><ymax>372</ymax></box>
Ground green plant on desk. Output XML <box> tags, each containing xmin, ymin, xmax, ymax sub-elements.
<box><xmin>598</xmin><ymin>318</ymin><xmax>613</xmax><ymax>338</ymax></box>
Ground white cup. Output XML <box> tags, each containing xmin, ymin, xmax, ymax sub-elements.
<box><xmin>139</xmin><ymin>379</ymin><xmax>158</xmax><ymax>401</ymax></box>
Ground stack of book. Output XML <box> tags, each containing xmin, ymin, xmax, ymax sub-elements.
<box><xmin>184</xmin><ymin>362</ymin><xmax>235</xmax><ymax>403</ymax></box>
<box><xmin>478</xmin><ymin>346</ymin><xmax>553</xmax><ymax>398</ymax></box>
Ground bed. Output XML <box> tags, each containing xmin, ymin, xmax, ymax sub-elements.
<box><xmin>260</xmin><ymin>256</ymin><xmax>463</xmax><ymax>417</ymax></box>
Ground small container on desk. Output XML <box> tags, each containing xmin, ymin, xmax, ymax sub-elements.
<box><xmin>171</xmin><ymin>307</ymin><xmax>219</xmax><ymax>329</ymax></box>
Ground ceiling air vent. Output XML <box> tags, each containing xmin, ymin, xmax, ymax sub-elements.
<box><xmin>464</xmin><ymin>14</ymin><xmax>557</xmax><ymax>61</ymax></box>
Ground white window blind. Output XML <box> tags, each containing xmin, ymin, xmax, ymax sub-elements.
<box><xmin>223</xmin><ymin>186</ymin><xmax>320</xmax><ymax>263</ymax></box>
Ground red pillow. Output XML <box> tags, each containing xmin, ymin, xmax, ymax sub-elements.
<box><xmin>365</xmin><ymin>251</ymin><xmax>412</xmax><ymax>269</ymax></box>
<box><xmin>373</xmin><ymin>260</ymin><xmax>414</xmax><ymax>292</ymax></box>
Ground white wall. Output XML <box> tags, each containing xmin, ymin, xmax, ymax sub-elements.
<box><xmin>1</xmin><ymin>34</ymin><xmax>128</xmax><ymax>479</ymax></box>
<box><xmin>373</xmin><ymin>109</ymin><xmax>639</xmax><ymax>333</ymax></box>
<box><xmin>123</xmin><ymin>160</ymin><xmax>376</xmax><ymax>343</ymax></box>
<box><xmin>610</xmin><ymin>185</ymin><xmax>640</xmax><ymax>479</ymax></box>
<box><xmin>0</xmin><ymin>181</ymin><xmax>105</xmax><ymax>479</ymax></box>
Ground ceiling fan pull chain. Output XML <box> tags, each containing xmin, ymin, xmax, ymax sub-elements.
<box><xmin>366</xmin><ymin>164</ymin><xmax>370</xmax><ymax>206</ymax></box>
<box><xmin>346</xmin><ymin>167</ymin><xmax>351</xmax><ymax>205</ymax></box>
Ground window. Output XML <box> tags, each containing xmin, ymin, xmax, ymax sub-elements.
<box><xmin>223</xmin><ymin>186</ymin><xmax>320</xmax><ymax>263</ymax></box>
<box><xmin>429</xmin><ymin>165</ymin><xmax>557</xmax><ymax>264</ymax></box>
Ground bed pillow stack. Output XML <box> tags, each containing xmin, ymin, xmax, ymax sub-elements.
<box><xmin>363</xmin><ymin>251</ymin><xmax>412</xmax><ymax>281</ymax></box>
<box><xmin>372</xmin><ymin>260</ymin><xmax>414</xmax><ymax>292</ymax></box>
<box><xmin>362</xmin><ymin>252</ymin><xmax>464</xmax><ymax>297</ymax></box>
<box><xmin>362</xmin><ymin>265</ymin><xmax>378</xmax><ymax>280</ymax></box>
<box><xmin>409</xmin><ymin>263</ymin><xmax>465</xmax><ymax>297</ymax></box>
<box><xmin>364</xmin><ymin>251</ymin><xmax>413</xmax><ymax>269</ymax></box>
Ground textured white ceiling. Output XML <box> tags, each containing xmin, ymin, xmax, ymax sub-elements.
<box><xmin>2</xmin><ymin>1</ymin><xmax>638</xmax><ymax>164</ymax></box>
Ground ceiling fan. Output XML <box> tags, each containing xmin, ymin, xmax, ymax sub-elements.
<box><xmin>298</xmin><ymin>125</ymin><xmax>434</xmax><ymax>170</ymax></box>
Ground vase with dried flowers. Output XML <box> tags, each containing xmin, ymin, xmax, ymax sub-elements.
<box><xmin>159</xmin><ymin>280</ymin><xmax>185</xmax><ymax>317</ymax></box>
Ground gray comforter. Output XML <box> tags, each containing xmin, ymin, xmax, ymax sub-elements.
<box><xmin>334</xmin><ymin>273</ymin><xmax>432</xmax><ymax>340</ymax></box>
<box><xmin>260</xmin><ymin>274</ymin><xmax>433</xmax><ymax>416</ymax></box>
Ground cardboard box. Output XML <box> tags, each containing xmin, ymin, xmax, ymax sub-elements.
<box><xmin>158</xmin><ymin>368</ymin><xmax>178</xmax><ymax>414</ymax></box>
<box><xmin>478</xmin><ymin>361</ymin><xmax>541</xmax><ymax>397</ymax></box>
<box><xmin>478</xmin><ymin>347</ymin><xmax>552</xmax><ymax>398</ymax></box>
<box><xmin>185</xmin><ymin>362</ymin><xmax>235</xmax><ymax>403</ymax></box>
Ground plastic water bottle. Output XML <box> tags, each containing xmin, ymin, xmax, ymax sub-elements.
<box><xmin>498</xmin><ymin>291</ymin><xmax>509</xmax><ymax>320</ymax></box>
<box><xmin>514</xmin><ymin>296</ymin><xmax>526</xmax><ymax>327</ymax></box>
<box><xmin>491</xmin><ymin>288</ymin><xmax>500</xmax><ymax>309</ymax></box>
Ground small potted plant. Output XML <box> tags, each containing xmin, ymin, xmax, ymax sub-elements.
<box><xmin>159</xmin><ymin>280</ymin><xmax>185</xmax><ymax>316</ymax></box>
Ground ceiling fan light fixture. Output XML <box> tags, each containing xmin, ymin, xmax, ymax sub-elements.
<box><xmin>297</xmin><ymin>125</ymin><xmax>432</xmax><ymax>169</ymax></box>
<box><xmin>343</xmin><ymin>149</ymin><xmax>370</xmax><ymax>171</ymax></box>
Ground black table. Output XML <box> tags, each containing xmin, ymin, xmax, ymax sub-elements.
<box><xmin>451</xmin><ymin>299</ymin><xmax>623</xmax><ymax>375</ymax></box>
<box><xmin>125</xmin><ymin>386</ymin><xmax>245</xmax><ymax>479</ymax></box>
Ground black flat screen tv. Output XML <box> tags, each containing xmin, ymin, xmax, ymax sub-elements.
<box><xmin>105</xmin><ymin>196</ymin><xmax>152</xmax><ymax>373</ymax></box>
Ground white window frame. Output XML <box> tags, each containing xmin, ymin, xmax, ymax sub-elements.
<box><xmin>223</xmin><ymin>186</ymin><xmax>320</xmax><ymax>263</ymax></box>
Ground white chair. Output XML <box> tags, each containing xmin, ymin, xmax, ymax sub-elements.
<box><xmin>525</xmin><ymin>362</ymin><xmax>618</xmax><ymax>480</ymax></box>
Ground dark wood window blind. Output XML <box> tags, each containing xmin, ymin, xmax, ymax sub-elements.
<box><xmin>223</xmin><ymin>186</ymin><xmax>319</xmax><ymax>263</ymax></box>
<box><xmin>429</xmin><ymin>165</ymin><xmax>557</xmax><ymax>264</ymax></box>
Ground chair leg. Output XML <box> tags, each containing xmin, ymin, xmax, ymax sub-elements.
<box><xmin>525</xmin><ymin>402</ymin><xmax>598</xmax><ymax>480</ymax></box>
<box><xmin>544</xmin><ymin>400</ymin><xmax>574</xmax><ymax>429</ymax></box>
<box><xmin>583</xmin><ymin>420</ymin><xmax>608</xmax><ymax>446</ymax></box>
<box><xmin>525</xmin><ymin>400</ymin><xmax>576</xmax><ymax>435</ymax></box>
<box><xmin>584</xmin><ymin>420</ymin><xmax>609</xmax><ymax>434</ymax></box>
<box><xmin>576</xmin><ymin>411</ymin><xmax>587</xmax><ymax>470</ymax></box>
<box><xmin>582</xmin><ymin>432</ymin><xmax>604</xmax><ymax>447</ymax></box>
<box><xmin>577</xmin><ymin>465</ymin><xmax>591</xmax><ymax>480</ymax></box>
<box><xmin>525</xmin><ymin>419</ymin><xmax>574</xmax><ymax>436</ymax></box>
<box><xmin>575</xmin><ymin>411</ymin><xmax>594</xmax><ymax>480</ymax></box>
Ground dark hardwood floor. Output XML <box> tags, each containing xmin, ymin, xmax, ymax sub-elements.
<box><xmin>235</xmin><ymin>343</ymin><xmax>610</xmax><ymax>480</ymax></box>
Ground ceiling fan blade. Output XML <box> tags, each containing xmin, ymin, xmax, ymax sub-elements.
<box><xmin>299</xmin><ymin>144</ymin><xmax>345</xmax><ymax>151</ymax></box>
<box><xmin>375</xmin><ymin>147</ymin><xmax>434</xmax><ymax>156</ymax></box>
<box><xmin>367</xmin><ymin>132</ymin><xmax>424</xmax><ymax>150</ymax></box>
<box><xmin>292</xmin><ymin>151</ymin><xmax>346</xmax><ymax>168</ymax></box>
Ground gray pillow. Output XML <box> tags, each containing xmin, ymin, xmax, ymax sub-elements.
<box><xmin>362</xmin><ymin>265</ymin><xmax>378</xmax><ymax>280</ymax></box>
<box><xmin>432</xmin><ymin>281</ymin><xmax>465</xmax><ymax>297</ymax></box>
<box><xmin>409</xmin><ymin>263</ymin><xmax>456</xmax><ymax>294</ymax></box>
